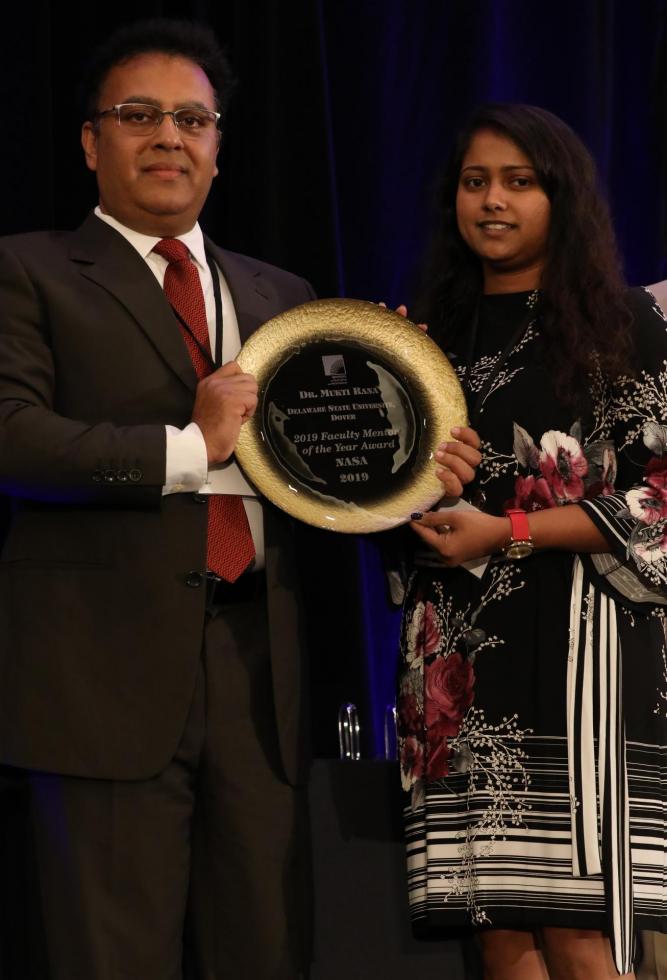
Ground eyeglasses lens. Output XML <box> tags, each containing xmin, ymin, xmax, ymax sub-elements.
<box><xmin>116</xmin><ymin>105</ymin><xmax>216</xmax><ymax>138</ymax></box>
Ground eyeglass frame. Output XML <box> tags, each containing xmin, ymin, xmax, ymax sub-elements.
<box><xmin>93</xmin><ymin>103</ymin><xmax>221</xmax><ymax>139</ymax></box>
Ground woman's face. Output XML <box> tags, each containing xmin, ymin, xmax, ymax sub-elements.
<box><xmin>455</xmin><ymin>128</ymin><xmax>551</xmax><ymax>292</ymax></box>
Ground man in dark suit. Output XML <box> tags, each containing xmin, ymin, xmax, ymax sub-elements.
<box><xmin>0</xmin><ymin>19</ymin><xmax>314</xmax><ymax>980</ymax></box>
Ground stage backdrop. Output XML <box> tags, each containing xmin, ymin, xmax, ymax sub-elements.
<box><xmin>1</xmin><ymin>0</ymin><xmax>667</xmax><ymax>756</ymax></box>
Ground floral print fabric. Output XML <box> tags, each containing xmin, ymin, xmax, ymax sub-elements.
<box><xmin>398</xmin><ymin>288</ymin><xmax>667</xmax><ymax>940</ymax></box>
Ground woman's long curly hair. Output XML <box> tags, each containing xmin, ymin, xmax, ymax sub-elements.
<box><xmin>415</xmin><ymin>103</ymin><xmax>633</xmax><ymax>400</ymax></box>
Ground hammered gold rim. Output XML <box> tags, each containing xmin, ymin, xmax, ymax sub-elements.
<box><xmin>235</xmin><ymin>298</ymin><xmax>468</xmax><ymax>533</ymax></box>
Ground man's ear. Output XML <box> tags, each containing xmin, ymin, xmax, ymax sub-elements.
<box><xmin>213</xmin><ymin>130</ymin><xmax>222</xmax><ymax>177</ymax></box>
<box><xmin>81</xmin><ymin>122</ymin><xmax>98</xmax><ymax>172</ymax></box>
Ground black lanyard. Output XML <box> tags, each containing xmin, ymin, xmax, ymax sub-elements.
<box><xmin>169</xmin><ymin>249</ymin><xmax>223</xmax><ymax>372</ymax></box>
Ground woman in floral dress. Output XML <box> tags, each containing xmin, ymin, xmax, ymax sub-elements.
<box><xmin>398</xmin><ymin>104</ymin><xmax>667</xmax><ymax>979</ymax></box>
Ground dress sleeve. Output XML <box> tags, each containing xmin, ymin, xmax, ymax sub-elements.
<box><xmin>579</xmin><ymin>287</ymin><xmax>667</xmax><ymax>605</ymax></box>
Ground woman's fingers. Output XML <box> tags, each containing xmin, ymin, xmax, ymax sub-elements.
<box><xmin>436</xmin><ymin>467</ymin><xmax>465</xmax><ymax>498</ymax></box>
<box><xmin>450</xmin><ymin>425</ymin><xmax>481</xmax><ymax>449</ymax></box>
<box><xmin>410</xmin><ymin>509</ymin><xmax>508</xmax><ymax>564</ymax></box>
<box><xmin>410</xmin><ymin>517</ymin><xmax>451</xmax><ymax>559</ymax></box>
<box><xmin>410</xmin><ymin>511</ymin><xmax>451</xmax><ymax>529</ymax></box>
<box><xmin>378</xmin><ymin>302</ymin><xmax>427</xmax><ymax>330</ymax></box>
<box><xmin>435</xmin><ymin>446</ymin><xmax>479</xmax><ymax>480</ymax></box>
<box><xmin>434</xmin><ymin>426</ymin><xmax>482</xmax><ymax>496</ymax></box>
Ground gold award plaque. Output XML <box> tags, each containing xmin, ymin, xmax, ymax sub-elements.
<box><xmin>235</xmin><ymin>298</ymin><xmax>468</xmax><ymax>533</ymax></box>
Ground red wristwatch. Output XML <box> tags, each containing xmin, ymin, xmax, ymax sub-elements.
<box><xmin>503</xmin><ymin>508</ymin><xmax>534</xmax><ymax>560</ymax></box>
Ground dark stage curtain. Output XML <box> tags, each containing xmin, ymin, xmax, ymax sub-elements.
<box><xmin>2</xmin><ymin>0</ymin><xmax>340</xmax><ymax>294</ymax></box>
<box><xmin>1</xmin><ymin>2</ymin><xmax>667</xmax><ymax>976</ymax></box>
<box><xmin>318</xmin><ymin>0</ymin><xmax>667</xmax><ymax>757</ymax></box>
<box><xmin>2</xmin><ymin>0</ymin><xmax>667</xmax><ymax>755</ymax></box>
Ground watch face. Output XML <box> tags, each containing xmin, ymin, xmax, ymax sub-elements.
<box><xmin>506</xmin><ymin>541</ymin><xmax>533</xmax><ymax>560</ymax></box>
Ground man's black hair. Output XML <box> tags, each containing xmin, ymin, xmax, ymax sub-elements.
<box><xmin>81</xmin><ymin>18</ymin><xmax>235</xmax><ymax>124</ymax></box>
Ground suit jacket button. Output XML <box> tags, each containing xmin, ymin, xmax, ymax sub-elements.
<box><xmin>116</xmin><ymin>470</ymin><xmax>128</xmax><ymax>482</ymax></box>
<box><xmin>103</xmin><ymin>469</ymin><xmax>116</xmax><ymax>483</ymax></box>
<box><xmin>128</xmin><ymin>468</ymin><xmax>143</xmax><ymax>482</ymax></box>
<box><xmin>92</xmin><ymin>469</ymin><xmax>102</xmax><ymax>482</ymax></box>
<box><xmin>185</xmin><ymin>571</ymin><xmax>204</xmax><ymax>588</ymax></box>
<box><xmin>193</xmin><ymin>493</ymin><xmax>208</xmax><ymax>504</ymax></box>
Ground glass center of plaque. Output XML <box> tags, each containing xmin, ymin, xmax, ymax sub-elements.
<box><xmin>263</xmin><ymin>341</ymin><xmax>421</xmax><ymax>504</ymax></box>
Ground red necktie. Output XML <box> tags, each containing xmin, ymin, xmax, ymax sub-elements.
<box><xmin>153</xmin><ymin>238</ymin><xmax>255</xmax><ymax>582</ymax></box>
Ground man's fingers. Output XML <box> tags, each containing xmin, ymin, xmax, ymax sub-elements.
<box><xmin>215</xmin><ymin>360</ymin><xmax>244</xmax><ymax>378</ymax></box>
<box><xmin>210</xmin><ymin>375</ymin><xmax>258</xmax><ymax>395</ymax></box>
<box><xmin>201</xmin><ymin>370</ymin><xmax>258</xmax><ymax>397</ymax></box>
<box><xmin>228</xmin><ymin>388</ymin><xmax>258</xmax><ymax>416</ymax></box>
<box><xmin>207</xmin><ymin>367</ymin><xmax>257</xmax><ymax>389</ymax></box>
<box><xmin>194</xmin><ymin>369</ymin><xmax>258</xmax><ymax>421</ymax></box>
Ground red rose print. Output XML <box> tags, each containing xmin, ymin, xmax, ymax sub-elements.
<box><xmin>425</xmin><ymin>704</ymin><xmax>460</xmax><ymax>739</ymax></box>
<box><xmin>398</xmin><ymin>692</ymin><xmax>422</xmax><ymax>736</ymax></box>
<box><xmin>425</xmin><ymin>653</ymin><xmax>475</xmax><ymax>731</ymax></box>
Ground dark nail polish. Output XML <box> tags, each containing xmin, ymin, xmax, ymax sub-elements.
<box><xmin>410</xmin><ymin>512</ymin><xmax>423</xmax><ymax>520</ymax></box>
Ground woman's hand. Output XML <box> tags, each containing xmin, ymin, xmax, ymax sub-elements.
<box><xmin>435</xmin><ymin>426</ymin><xmax>482</xmax><ymax>498</ymax></box>
<box><xmin>410</xmin><ymin>509</ymin><xmax>509</xmax><ymax>565</ymax></box>
<box><xmin>379</xmin><ymin>302</ymin><xmax>427</xmax><ymax>332</ymax></box>
<box><xmin>411</xmin><ymin>502</ymin><xmax>612</xmax><ymax>564</ymax></box>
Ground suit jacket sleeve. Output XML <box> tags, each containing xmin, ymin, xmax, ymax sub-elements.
<box><xmin>0</xmin><ymin>239</ymin><xmax>166</xmax><ymax>506</ymax></box>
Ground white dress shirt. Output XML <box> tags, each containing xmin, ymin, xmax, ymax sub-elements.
<box><xmin>94</xmin><ymin>207</ymin><xmax>264</xmax><ymax>566</ymax></box>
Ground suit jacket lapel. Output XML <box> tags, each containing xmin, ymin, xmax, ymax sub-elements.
<box><xmin>204</xmin><ymin>238</ymin><xmax>277</xmax><ymax>343</ymax></box>
<box><xmin>68</xmin><ymin>214</ymin><xmax>197</xmax><ymax>393</ymax></box>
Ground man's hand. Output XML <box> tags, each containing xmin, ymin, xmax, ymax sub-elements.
<box><xmin>435</xmin><ymin>426</ymin><xmax>482</xmax><ymax>498</ymax></box>
<box><xmin>191</xmin><ymin>361</ymin><xmax>258</xmax><ymax>464</ymax></box>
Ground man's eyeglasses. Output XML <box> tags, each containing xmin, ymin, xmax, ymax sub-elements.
<box><xmin>94</xmin><ymin>103</ymin><xmax>221</xmax><ymax>139</ymax></box>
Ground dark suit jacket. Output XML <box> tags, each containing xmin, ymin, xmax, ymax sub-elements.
<box><xmin>0</xmin><ymin>213</ymin><xmax>314</xmax><ymax>785</ymax></box>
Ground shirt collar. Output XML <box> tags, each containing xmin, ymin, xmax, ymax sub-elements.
<box><xmin>94</xmin><ymin>206</ymin><xmax>208</xmax><ymax>271</ymax></box>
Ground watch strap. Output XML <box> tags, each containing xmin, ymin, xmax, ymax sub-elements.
<box><xmin>505</xmin><ymin>507</ymin><xmax>531</xmax><ymax>543</ymax></box>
